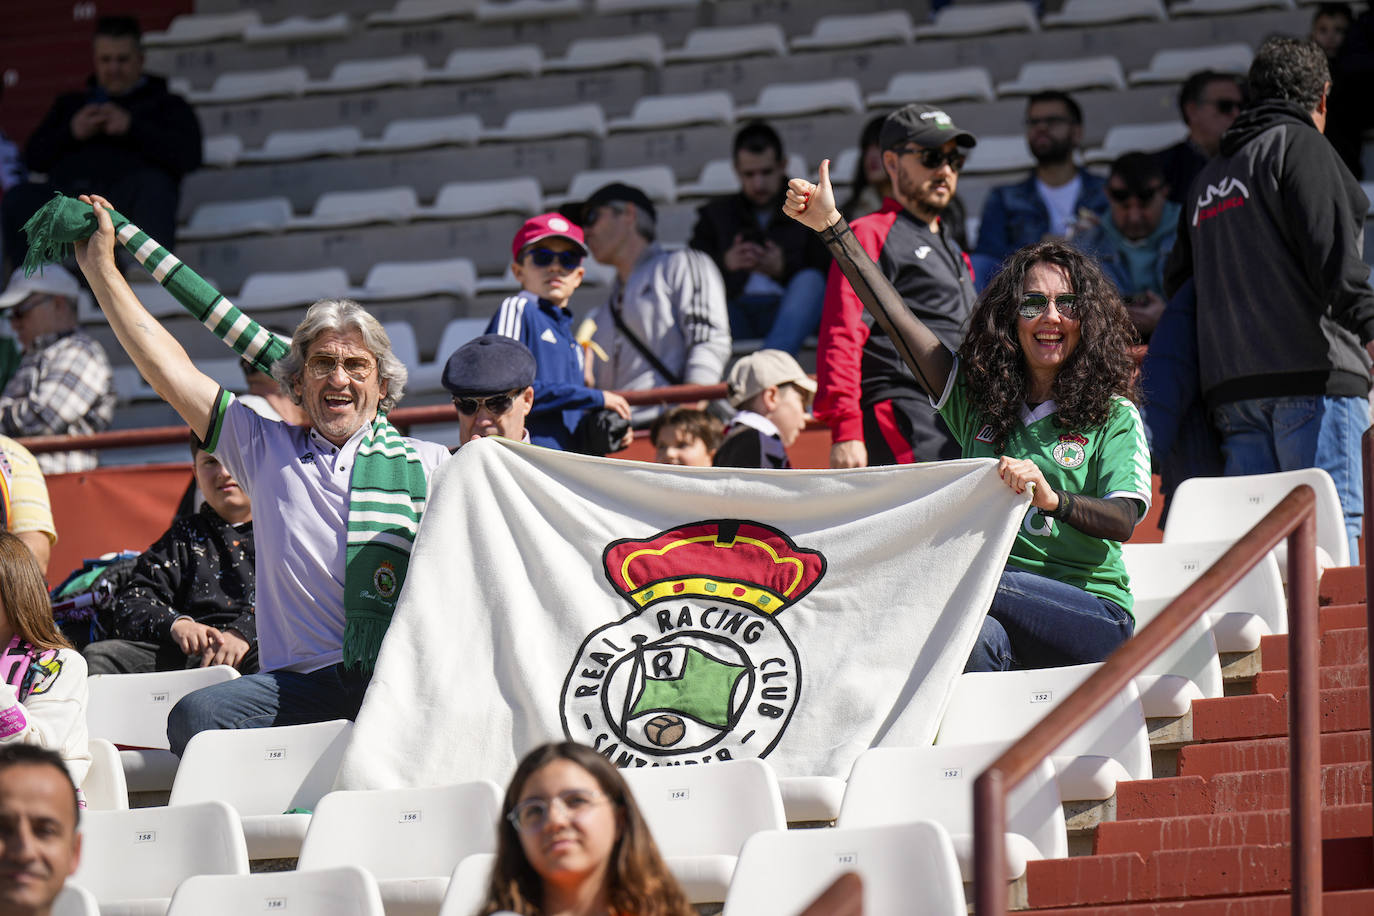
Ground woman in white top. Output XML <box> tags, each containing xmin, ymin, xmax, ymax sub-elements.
<box><xmin>0</xmin><ymin>532</ymin><xmax>89</xmax><ymax>788</ymax></box>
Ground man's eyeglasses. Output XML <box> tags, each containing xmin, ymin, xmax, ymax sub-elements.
<box><xmin>1018</xmin><ymin>293</ymin><xmax>1080</xmax><ymax>321</ymax></box>
<box><xmin>1025</xmin><ymin>115</ymin><xmax>1073</xmax><ymax>130</ymax></box>
<box><xmin>507</xmin><ymin>789</ymin><xmax>608</xmax><ymax>833</ymax></box>
<box><xmin>453</xmin><ymin>389</ymin><xmax>521</xmax><ymax>416</ymax></box>
<box><xmin>1106</xmin><ymin>185</ymin><xmax>1165</xmax><ymax>205</ymax></box>
<box><xmin>524</xmin><ymin>248</ymin><xmax>583</xmax><ymax>270</ymax></box>
<box><xmin>305</xmin><ymin>354</ymin><xmax>376</xmax><ymax>381</ymax></box>
<box><xmin>896</xmin><ymin>146</ymin><xmax>967</xmax><ymax>173</ymax></box>
<box><xmin>1201</xmin><ymin>99</ymin><xmax>1241</xmax><ymax>115</ymax></box>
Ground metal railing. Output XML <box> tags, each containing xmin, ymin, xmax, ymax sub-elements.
<box><xmin>972</xmin><ymin>486</ymin><xmax>1321</xmax><ymax>915</ymax></box>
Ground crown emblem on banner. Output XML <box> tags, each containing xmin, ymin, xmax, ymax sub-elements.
<box><xmin>602</xmin><ymin>519</ymin><xmax>826</xmax><ymax>615</ymax></box>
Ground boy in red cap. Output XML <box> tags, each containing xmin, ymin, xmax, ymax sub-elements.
<box><xmin>484</xmin><ymin>213</ymin><xmax>631</xmax><ymax>451</ymax></box>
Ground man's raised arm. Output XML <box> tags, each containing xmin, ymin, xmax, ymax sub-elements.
<box><xmin>72</xmin><ymin>194</ymin><xmax>220</xmax><ymax>440</ymax></box>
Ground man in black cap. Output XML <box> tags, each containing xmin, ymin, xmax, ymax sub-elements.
<box><xmin>814</xmin><ymin>102</ymin><xmax>977</xmax><ymax>469</ymax></box>
<box><xmin>576</xmin><ymin>182</ymin><xmax>730</xmax><ymax>427</ymax></box>
<box><xmin>442</xmin><ymin>334</ymin><xmax>536</xmax><ymax>446</ymax></box>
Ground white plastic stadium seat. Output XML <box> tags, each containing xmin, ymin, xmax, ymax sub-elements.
<box><xmin>544</xmin><ymin>34</ymin><xmax>664</xmax><ymax>72</ymax></box>
<box><xmin>665</xmin><ymin>24</ymin><xmax>787</xmax><ymax>63</ymax></box>
<box><xmin>1163</xmin><ymin>468</ymin><xmax>1351</xmax><ymax>570</ymax></box>
<box><xmin>243</xmin><ymin>13</ymin><xmax>351</xmax><ymax>44</ymax></box>
<box><xmin>936</xmin><ymin>665</ymin><xmax>1152</xmax><ymax>803</ymax></box>
<box><xmin>382</xmin><ymin>321</ymin><xmax>421</xmax><ymax>372</ymax></box>
<box><xmin>86</xmin><ymin>667</ymin><xmax>241</xmax><ymax>794</ymax></box>
<box><xmin>144</xmin><ymin>12</ymin><xmax>260</xmax><ymax>46</ymax></box>
<box><xmin>839</xmin><ymin>742</ymin><xmax>1066</xmax><ymax>882</ymax></box>
<box><xmin>998</xmin><ymin>57</ymin><xmax>1127</xmax><ymax>96</ymax></box>
<box><xmin>182</xmin><ymin>197</ymin><xmax>294</xmax><ymax>241</ymax></box>
<box><xmin>723</xmin><ymin>822</ymin><xmax>966</xmax><ymax>916</ymax></box>
<box><xmin>868</xmin><ymin>68</ymin><xmax>996</xmax><ymax>106</ymax></box>
<box><xmin>1043</xmin><ymin>0</ymin><xmax>1168</xmax><ymax>27</ymax></box>
<box><xmin>314</xmin><ymin>56</ymin><xmax>427</xmax><ymax>93</ymax></box>
<box><xmin>167</xmin><ymin>866</ymin><xmax>385</xmax><ymax>916</ymax></box>
<box><xmin>359</xmin><ymin>259</ymin><xmax>478</xmax><ymax>302</ymax></box>
<box><xmin>293</xmin><ymin>187</ymin><xmax>421</xmax><ymax>230</ymax></box>
<box><xmin>188</xmin><ymin>67</ymin><xmax>309</xmax><ymax>105</ymax></box>
<box><xmin>776</xmin><ymin>775</ymin><xmax>847</xmax><ymax>823</ymax></box>
<box><xmin>73</xmin><ymin>801</ymin><xmax>249</xmax><ymax>914</ymax></box>
<box><xmin>202</xmin><ymin>135</ymin><xmax>243</xmax><ymax>169</ymax></box>
<box><xmin>561</xmin><ymin>165</ymin><xmax>677</xmax><ymax>205</ymax></box>
<box><xmin>429</xmin><ymin>177</ymin><xmax>543</xmax><ymax>218</ymax></box>
<box><xmin>737</xmin><ymin>79</ymin><xmax>864</xmax><ymax>119</ymax></box>
<box><xmin>595</xmin><ymin>0</ymin><xmax>699</xmax><ymax>10</ymax></box>
<box><xmin>52</xmin><ymin>884</ymin><xmax>100</xmax><ymax>916</ymax></box>
<box><xmin>608</xmin><ymin>92</ymin><xmax>735</xmax><ymax>132</ymax></box>
<box><xmin>437</xmin><ymin>853</ymin><xmax>494</xmax><ymax>916</ymax></box>
<box><xmin>169</xmin><ymin>720</ymin><xmax>354</xmax><ymax>859</ymax></box>
<box><xmin>367</xmin><ymin>0</ymin><xmax>480</xmax><ymax>25</ymax></box>
<box><xmin>1171</xmin><ymin>0</ymin><xmax>1294</xmax><ymax>14</ymax></box>
<box><xmin>364</xmin><ymin>114</ymin><xmax>483</xmax><ymax>152</ymax></box>
<box><xmin>678</xmin><ymin>154</ymin><xmax>806</xmax><ymax>199</ymax></box>
<box><xmin>237</xmin><ymin>267</ymin><xmax>351</xmax><ymax>311</ymax></box>
<box><xmin>488</xmin><ymin>104</ymin><xmax>607</xmax><ymax>142</ymax></box>
<box><xmin>296</xmin><ymin>782</ymin><xmax>502</xmax><ymax>915</ymax></box>
<box><xmin>963</xmin><ymin>136</ymin><xmax>1036</xmax><ymax>175</ymax></box>
<box><xmin>916</xmin><ymin>1</ymin><xmax>1039</xmax><ymax>38</ymax></box>
<box><xmin>436</xmin><ymin>45</ymin><xmax>543</xmax><ymax>81</ymax></box>
<box><xmin>475</xmin><ymin>0</ymin><xmax>582</xmax><ymax>23</ymax></box>
<box><xmin>623</xmin><ymin>758</ymin><xmax>787</xmax><ymax>904</ymax></box>
<box><xmin>82</xmin><ymin>739</ymin><xmax>129</xmax><ymax>811</ymax></box>
<box><xmin>1085</xmin><ymin>121</ymin><xmax>1187</xmax><ymax>164</ymax></box>
<box><xmin>1130</xmin><ymin>44</ymin><xmax>1254</xmax><ymax>84</ymax></box>
<box><xmin>790</xmin><ymin>12</ymin><xmax>915</xmax><ymax>51</ymax></box>
<box><xmin>411</xmin><ymin>316</ymin><xmax>493</xmax><ymax>394</ymax></box>
<box><xmin>242</xmin><ymin>127</ymin><xmax>364</xmax><ymax>163</ymax></box>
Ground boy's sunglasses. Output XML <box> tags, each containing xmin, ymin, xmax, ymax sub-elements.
<box><xmin>1017</xmin><ymin>293</ymin><xmax>1079</xmax><ymax>321</ymax></box>
<box><xmin>525</xmin><ymin>248</ymin><xmax>583</xmax><ymax>270</ymax></box>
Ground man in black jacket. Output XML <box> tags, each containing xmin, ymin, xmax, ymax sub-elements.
<box><xmin>82</xmin><ymin>439</ymin><xmax>256</xmax><ymax>674</ymax></box>
<box><xmin>690</xmin><ymin>121</ymin><xmax>830</xmax><ymax>354</ymax></box>
<box><xmin>1</xmin><ymin>16</ymin><xmax>202</xmax><ymax>271</ymax></box>
<box><xmin>1165</xmin><ymin>36</ymin><xmax>1374</xmax><ymax>561</ymax></box>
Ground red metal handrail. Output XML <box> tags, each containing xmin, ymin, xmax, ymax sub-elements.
<box><xmin>13</xmin><ymin>382</ymin><xmax>730</xmax><ymax>455</ymax></box>
<box><xmin>1364</xmin><ymin>428</ymin><xmax>1374</xmax><ymax>882</ymax></box>
<box><xmin>972</xmin><ymin>487</ymin><xmax>1321</xmax><ymax>915</ymax></box>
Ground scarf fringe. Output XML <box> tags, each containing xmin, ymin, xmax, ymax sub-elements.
<box><xmin>342</xmin><ymin>616</ymin><xmax>390</xmax><ymax>674</ymax></box>
<box><xmin>20</xmin><ymin>193</ymin><xmax>90</xmax><ymax>275</ymax></box>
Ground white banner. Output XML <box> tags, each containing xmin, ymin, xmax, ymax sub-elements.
<box><xmin>337</xmin><ymin>438</ymin><xmax>1026</xmax><ymax>789</ymax></box>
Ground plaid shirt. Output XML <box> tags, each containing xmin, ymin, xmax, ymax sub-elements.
<box><xmin>0</xmin><ymin>330</ymin><xmax>114</xmax><ymax>473</ymax></box>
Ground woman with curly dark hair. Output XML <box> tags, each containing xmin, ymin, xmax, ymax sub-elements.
<box><xmin>784</xmin><ymin>160</ymin><xmax>1151</xmax><ymax>671</ymax></box>
<box><xmin>477</xmin><ymin>741</ymin><xmax>693</xmax><ymax>916</ymax></box>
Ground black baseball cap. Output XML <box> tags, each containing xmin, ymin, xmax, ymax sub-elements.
<box><xmin>879</xmin><ymin>103</ymin><xmax>978</xmax><ymax>152</ymax></box>
<box><xmin>441</xmin><ymin>334</ymin><xmax>536</xmax><ymax>397</ymax></box>
<box><xmin>573</xmin><ymin>182</ymin><xmax>657</xmax><ymax>226</ymax></box>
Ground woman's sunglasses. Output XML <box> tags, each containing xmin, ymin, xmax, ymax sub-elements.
<box><xmin>1017</xmin><ymin>293</ymin><xmax>1079</xmax><ymax>321</ymax></box>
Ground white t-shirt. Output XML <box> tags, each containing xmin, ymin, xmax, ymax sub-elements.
<box><xmin>1036</xmin><ymin>174</ymin><xmax>1083</xmax><ymax>238</ymax></box>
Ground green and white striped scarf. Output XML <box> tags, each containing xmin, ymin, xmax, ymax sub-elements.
<box><xmin>22</xmin><ymin>193</ymin><xmax>428</xmax><ymax>671</ymax></box>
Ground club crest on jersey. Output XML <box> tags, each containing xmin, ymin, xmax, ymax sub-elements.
<box><xmin>1053</xmin><ymin>433</ymin><xmax>1088</xmax><ymax>469</ymax></box>
<box><xmin>975</xmin><ymin>424</ymin><xmax>995</xmax><ymax>444</ymax></box>
<box><xmin>561</xmin><ymin>520</ymin><xmax>825</xmax><ymax>768</ymax></box>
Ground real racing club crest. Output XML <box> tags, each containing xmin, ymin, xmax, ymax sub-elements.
<box><xmin>560</xmin><ymin>520</ymin><xmax>826</xmax><ymax>767</ymax></box>
<box><xmin>1053</xmin><ymin>432</ymin><xmax>1088</xmax><ymax>469</ymax></box>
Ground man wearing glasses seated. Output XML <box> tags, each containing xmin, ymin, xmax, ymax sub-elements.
<box><xmin>441</xmin><ymin>334</ymin><xmax>536</xmax><ymax>448</ymax></box>
<box><xmin>972</xmin><ymin>90</ymin><xmax>1108</xmax><ymax>290</ymax></box>
<box><xmin>70</xmin><ymin>193</ymin><xmax>452</xmax><ymax>754</ymax></box>
<box><xmin>814</xmin><ymin>103</ymin><xmax>978</xmax><ymax>470</ymax></box>
<box><xmin>1154</xmin><ymin>70</ymin><xmax>1245</xmax><ymax>206</ymax></box>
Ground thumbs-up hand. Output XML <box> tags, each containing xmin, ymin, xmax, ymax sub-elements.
<box><xmin>783</xmin><ymin>157</ymin><xmax>841</xmax><ymax>232</ymax></box>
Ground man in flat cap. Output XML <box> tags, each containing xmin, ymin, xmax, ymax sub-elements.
<box><xmin>576</xmin><ymin>182</ymin><xmax>730</xmax><ymax>427</ymax></box>
<box><xmin>814</xmin><ymin>102</ymin><xmax>977</xmax><ymax>469</ymax></box>
<box><xmin>443</xmin><ymin>334</ymin><xmax>535</xmax><ymax>447</ymax></box>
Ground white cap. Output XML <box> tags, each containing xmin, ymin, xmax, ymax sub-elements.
<box><xmin>725</xmin><ymin>349</ymin><xmax>817</xmax><ymax>409</ymax></box>
<box><xmin>0</xmin><ymin>265</ymin><xmax>81</xmax><ymax>309</ymax></box>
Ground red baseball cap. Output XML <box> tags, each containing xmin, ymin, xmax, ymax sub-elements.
<box><xmin>510</xmin><ymin>213</ymin><xmax>589</xmax><ymax>262</ymax></box>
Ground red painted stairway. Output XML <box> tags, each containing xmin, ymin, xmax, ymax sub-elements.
<box><xmin>1019</xmin><ymin>574</ymin><xmax>1374</xmax><ymax>914</ymax></box>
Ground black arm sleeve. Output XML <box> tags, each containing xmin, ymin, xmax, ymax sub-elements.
<box><xmin>1049</xmin><ymin>492</ymin><xmax>1138</xmax><ymax>542</ymax></box>
<box><xmin>817</xmin><ymin>219</ymin><xmax>954</xmax><ymax>398</ymax></box>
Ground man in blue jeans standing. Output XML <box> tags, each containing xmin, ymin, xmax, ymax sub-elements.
<box><xmin>1166</xmin><ymin>36</ymin><xmax>1374</xmax><ymax>560</ymax></box>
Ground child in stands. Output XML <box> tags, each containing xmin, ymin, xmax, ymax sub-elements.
<box><xmin>714</xmin><ymin>350</ymin><xmax>815</xmax><ymax>469</ymax></box>
<box><xmin>650</xmin><ymin>407</ymin><xmax>723</xmax><ymax>467</ymax></box>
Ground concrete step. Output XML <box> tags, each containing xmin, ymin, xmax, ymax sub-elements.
<box><xmin>1319</xmin><ymin>566</ymin><xmax>1365</xmax><ymax>606</ymax></box>
<box><xmin>1025</xmin><ymin>886</ymin><xmax>1374</xmax><ymax>914</ymax></box>
<box><xmin>1026</xmin><ymin>837</ymin><xmax>1372</xmax><ymax>908</ymax></box>
<box><xmin>1094</xmin><ymin>804</ymin><xmax>1372</xmax><ymax>855</ymax></box>
<box><xmin>1115</xmin><ymin>763</ymin><xmax>1371</xmax><ymax>820</ymax></box>
<box><xmin>1254</xmin><ymin>663</ymin><xmax>1369</xmax><ymax>697</ymax></box>
<box><xmin>1177</xmin><ymin>731</ymin><xmax>1370</xmax><ymax>779</ymax></box>
<box><xmin>1190</xmin><ymin>688</ymin><xmax>1369</xmax><ymax>741</ymax></box>
<box><xmin>1261</xmin><ymin>629</ymin><xmax>1367</xmax><ymax>671</ymax></box>
<box><xmin>1321</xmin><ymin>603</ymin><xmax>1371</xmax><ymax>631</ymax></box>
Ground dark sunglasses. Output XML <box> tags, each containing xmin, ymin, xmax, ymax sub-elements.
<box><xmin>453</xmin><ymin>390</ymin><xmax>520</xmax><ymax>416</ymax></box>
<box><xmin>525</xmin><ymin>247</ymin><xmax>583</xmax><ymax>270</ymax></box>
<box><xmin>1106</xmin><ymin>185</ymin><xmax>1164</xmax><ymax>205</ymax></box>
<box><xmin>8</xmin><ymin>297</ymin><xmax>48</xmax><ymax>319</ymax></box>
<box><xmin>1018</xmin><ymin>293</ymin><xmax>1079</xmax><ymax>321</ymax></box>
<box><xmin>897</xmin><ymin>146</ymin><xmax>966</xmax><ymax>173</ymax></box>
<box><xmin>1203</xmin><ymin>99</ymin><xmax>1241</xmax><ymax>115</ymax></box>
